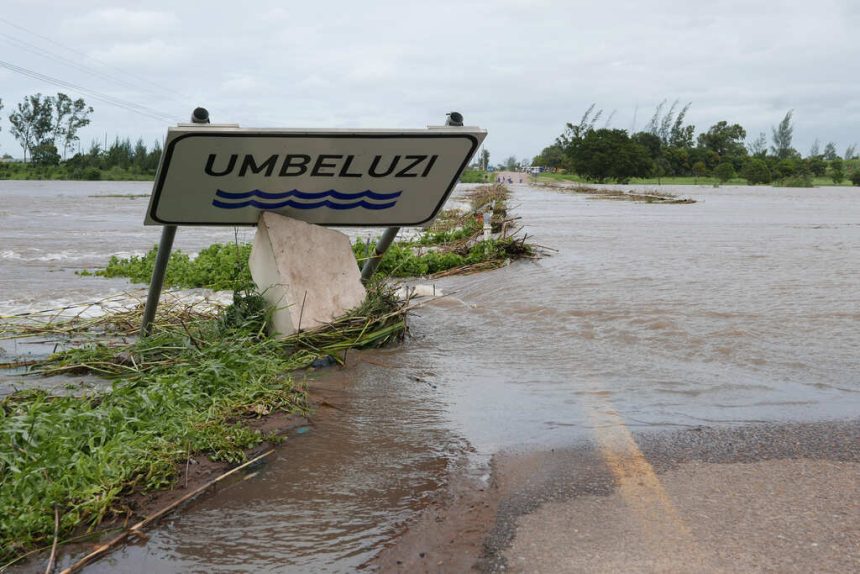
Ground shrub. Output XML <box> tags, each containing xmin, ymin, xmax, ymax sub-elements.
<box><xmin>742</xmin><ymin>159</ymin><xmax>771</xmax><ymax>185</ymax></box>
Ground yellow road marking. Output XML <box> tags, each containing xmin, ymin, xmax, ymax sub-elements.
<box><xmin>587</xmin><ymin>395</ymin><xmax>718</xmax><ymax>570</ymax></box>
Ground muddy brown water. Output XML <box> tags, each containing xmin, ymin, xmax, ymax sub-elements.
<box><xmin>2</xmin><ymin>180</ymin><xmax>859</xmax><ymax>572</ymax></box>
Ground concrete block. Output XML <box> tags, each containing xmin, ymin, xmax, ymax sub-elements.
<box><xmin>249</xmin><ymin>212</ymin><xmax>366</xmax><ymax>337</ymax></box>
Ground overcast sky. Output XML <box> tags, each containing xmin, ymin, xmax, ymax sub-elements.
<box><xmin>1</xmin><ymin>0</ymin><xmax>857</xmax><ymax>162</ymax></box>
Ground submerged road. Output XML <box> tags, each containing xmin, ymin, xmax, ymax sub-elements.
<box><xmin>4</xmin><ymin>179</ymin><xmax>858</xmax><ymax>572</ymax></box>
<box><xmin>375</xmin><ymin>420</ymin><xmax>859</xmax><ymax>573</ymax></box>
<box><xmin>373</xmin><ymin>178</ymin><xmax>860</xmax><ymax>573</ymax></box>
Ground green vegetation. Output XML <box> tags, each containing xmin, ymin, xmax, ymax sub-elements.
<box><xmin>1</xmin><ymin>182</ymin><xmax>538</xmax><ymax>563</ymax></box>
<box><xmin>84</xmin><ymin>184</ymin><xmax>535</xmax><ymax>288</ymax></box>
<box><xmin>88</xmin><ymin>243</ymin><xmax>255</xmax><ymax>291</ymax></box>
<box><xmin>459</xmin><ymin>168</ymin><xmax>491</xmax><ymax>183</ymax></box>
<box><xmin>0</xmin><ymin>285</ymin><xmax>407</xmax><ymax>564</ymax></box>
<box><xmin>531</xmin><ymin>102</ymin><xmax>860</xmax><ymax>187</ymax></box>
<box><xmin>0</xmin><ymin>91</ymin><xmax>163</xmax><ymax>180</ymax></box>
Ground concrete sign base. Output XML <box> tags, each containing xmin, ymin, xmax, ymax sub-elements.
<box><xmin>249</xmin><ymin>212</ymin><xmax>366</xmax><ymax>337</ymax></box>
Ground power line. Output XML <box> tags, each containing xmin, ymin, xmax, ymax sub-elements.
<box><xmin>0</xmin><ymin>15</ymin><xmax>188</xmax><ymax>103</ymax></box>
<box><xmin>0</xmin><ymin>32</ymin><xmax>181</xmax><ymax>106</ymax></box>
<box><xmin>0</xmin><ymin>59</ymin><xmax>177</xmax><ymax>123</ymax></box>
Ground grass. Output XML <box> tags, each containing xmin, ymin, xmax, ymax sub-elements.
<box><xmin>537</xmin><ymin>172</ymin><xmax>859</xmax><ymax>187</ymax></box>
<box><xmin>0</xmin><ymin>284</ymin><xmax>407</xmax><ymax>564</ymax></box>
<box><xmin>0</xmin><ymin>163</ymin><xmax>154</xmax><ymax>181</ymax></box>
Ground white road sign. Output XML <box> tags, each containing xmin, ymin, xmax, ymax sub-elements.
<box><xmin>144</xmin><ymin>126</ymin><xmax>486</xmax><ymax>226</ymax></box>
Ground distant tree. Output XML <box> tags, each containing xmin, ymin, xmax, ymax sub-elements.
<box><xmin>132</xmin><ymin>138</ymin><xmax>148</xmax><ymax>171</ymax></box>
<box><xmin>31</xmin><ymin>142</ymin><xmax>60</xmax><ymax>165</ymax></box>
<box><xmin>571</xmin><ymin>128</ymin><xmax>652</xmax><ymax>183</ymax></box>
<box><xmin>844</xmin><ymin>144</ymin><xmax>858</xmax><ymax>161</ymax></box>
<box><xmin>503</xmin><ymin>155</ymin><xmax>518</xmax><ymax>171</ymax></box>
<box><xmin>557</xmin><ymin>104</ymin><xmax>603</xmax><ymax>165</ymax></box>
<box><xmin>646</xmin><ymin>100</ymin><xmax>693</xmax><ymax>147</ymax></box>
<box><xmin>0</xmin><ymin>98</ymin><xmax>3</xmax><ymax>144</ymax></box>
<box><xmin>742</xmin><ymin>158</ymin><xmax>772</xmax><ymax>185</ymax></box>
<box><xmin>714</xmin><ymin>162</ymin><xmax>735</xmax><ymax>183</ymax></box>
<box><xmin>146</xmin><ymin>139</ymin><xmax>162</xmax><ymax>171</ymax></box>
<box><xmin>631</xmin><ymin>132</ymin><xmax>662</xmax><ymax>160</ymax></box>
<box><xmin>653</xmin><ymin>156</ymin><xmax>671</xmax><ymax>184</ymax></box>
<box><xmin>775</xmin><ymin>158</ymin><xmax>799</xmax><ymax>179</ymax></box>
<box><xmin>748</xmin><ymin>132</ymin><xmax>768</xmax><ymax>157</ymax></box>
<box><xmin>822</xmin><ymin>142</ymin><xmax>838</xmax><ymax>161</ymax></box>
<box><xmin>533</xmin><ymin>144</ymin><xmax>565</xmax><ymax>169</ymax></box>
<box><xmin>692</xmin><ymin>160</ymin><xmax>707</xmax><ymax>182</ymax></box>
<box><xmin>55</xmin><ymin>93</ymin><xmax>93</xmax><ymax>159</ymax></box>
<box><xmin>807</xmin><ymin>139</ymin><xmax>820</xmax><ymax>158</ymax></box>
<box><xmin>830</xmin><ymin>157</ymin><xmax>844</xmax><ymax>184</ymax></box>
<box><xmin>806</xmin><ymin>156</ymin><xmax>826</xmax><ymax>177</ymax></box>
<box><xmin>771</xmin><ymin>110</ymin><xmax>796</xmax><ymax>159</ymax></box>
<box><xmin>698</xmin><ymin>121</ymin><xmax>747</xmax><ymax>169</ymax></box>
<box><xmin>9</xmin><ymin>94</ymin><xmax>54</xmax><ymax>163</ymax></box>
<box><xmin>479</xmin><ymin>148</ymin><xmax>490</xmax><ymax>170</ymax></box>
<box><xmin>668</xmin><ymin>103</ymin><xmax>695</xmax><ymax>148</ymax></box>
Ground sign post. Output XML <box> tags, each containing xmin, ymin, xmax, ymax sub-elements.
<box><xmin>139</xmin><ymin>111</ymin><xmax>485</xmax><ymax>336</ymax></box>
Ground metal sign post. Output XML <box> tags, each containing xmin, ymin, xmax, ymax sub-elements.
<box><xmin>139</xmin><ymin>111</ymin><xmax>485</xmax><ymax>336</ymax></box>
<box><xmin>140</xmin><ymin>108</ymin><xmax>211</xmax><ymax>337</ymax></box>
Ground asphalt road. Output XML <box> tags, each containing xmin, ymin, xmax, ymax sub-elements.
<box><xmin>374</xmin><ymin>420</ymin><xmax>860</xmax><ymax>573</ymax></box>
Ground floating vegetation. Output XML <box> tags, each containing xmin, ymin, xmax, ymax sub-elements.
<box><xmin>539</xmin><ymin>181</ymin><xmax>696</xmax><ymax>204</ymax></box>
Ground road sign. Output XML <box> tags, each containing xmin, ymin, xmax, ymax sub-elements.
<box><xmin>145</xmin><ymin>126</ymin><xmax>486</xmax><ymax>226</ymax></box>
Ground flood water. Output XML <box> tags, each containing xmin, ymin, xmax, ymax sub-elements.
<box><xmin>2</xmin><ymin>180</ymin><xmax>859</xmax><ymax>572</ymax></box>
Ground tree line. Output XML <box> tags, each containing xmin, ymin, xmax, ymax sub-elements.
<box><xmin>0</xmin><ymin>93</ymin><xmax>163</xmax><ymax>179</ymax></box>
<box><xmin>532</xmin><ymin>101</ymin><xmax>860</xmax><ymax>185</ymax></box>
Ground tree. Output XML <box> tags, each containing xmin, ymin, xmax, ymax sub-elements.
<box><xmin>845</xmin><ymin>144</ymin><xmax>858</xmax><ymax>161</ymax></box>
<box><xmin>808</xmin><ymin>139</ymin><xmax>820</xmax><ymax>158</ymax></box>
<box><xmin>631</xmin><ymin>132</ymin><xmax>662</xmax><ymax>161</ymax></box>
<box><xmin>31</xmin><ymin>142</ymin><xmax>60</xmax><ymax>165</ymax></box>
<box><xmin>830</xmin><ymin>157</ymin><xmax>844</xmax><ymax>184</ymax></box>
<box><xmin>806</xmin><ymin>156</ymin><xmax>826</xmax><ymax>177</ymax></box>
<box><xmin>698</xmin><ymin>121</ymin><xmax>747</xmax><ymax>169</ymax></box>
<box><xmin>742</xmin><ymin>158</ymin><xmax>772</xmax><ymax>185</ymax></box>
<box><xmin>646</xmin><ymin>99</ymin><xmax>693</xmax><ymax>147</ymax></box>
<box><xmin>714</xmin><ymin>162</ymin><xmax>735</xmax><ymax>184</ymax></box>
<box><xmin>748</xmin><ymin>132</ymin><xmax>768</xmax><ymax>157</ymax></box>
<box><xmin>533</xmin><ymin>144</ymin><xmax>565</xmax><ymax>170</ymax></box>
<box><xmin>503</xmin><ymin>155</ymin><xmax>518</xmax><ymax>171</ymax></box>
<box><xmin>9</xmin><ymin>94</ymin><xmax>55</xmax><ymax>163</ymax></box>
<box><xmin>479</xmin><ymin>148</ymin><xmax>490</xmax><ymax>171</ymax></box>
<box><xmin>692</xmin><ymin>161</ymin><xmax>707</xmax><ymax>182</ymax></box>
<box><xmin>771</xmin><ymin>110</ymin><xmax>795</xmax><ymax>159</ymax></box>
<box><xmin>557</xmin><ymin>104</ymin><xmax>603</xmax><ymax>167</ymax></box>
<box><xmin>0</xmin><ymin>98</ymin><xmax>3</xmax><ymax>147</ymax></box>
<box><xmin>823</xmin><ymin>142</ymin><xmax>838</xmax><ymax>161</ymax></box>
<box><xmin>54</xmin><ymin>93</ymin><xmax>93</xmax><ymax>159</ymax></box>
<box><xmin>570</xmin><ymin>129</ymin><xmax>652</xmax><ymax>183</ymax></box>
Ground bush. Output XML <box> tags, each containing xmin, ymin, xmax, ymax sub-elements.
<box><xmin>851</xmin><ymin>170</ymin><xmax>860</xmax><ymax>186</ymax></box>
<box><xmin>779</xmin><ymin>173</ymin><xmax>814</xmax><ymax>187</ymax></box>
<box><xmin>742</xmin><ymin>158</ymin><xmax>771</xmax><ymax>185</ymax></box>
<box><xmin>713</xmin><ymin>162</ymin><xmax>735</xmax><ymax>183</ymax></box>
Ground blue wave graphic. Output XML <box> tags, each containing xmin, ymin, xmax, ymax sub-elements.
<box><xmin>214</xmin><ymin>189</ymin><xmax>401</xmax><ymax>201</ymax></box>
<box><xmin>213</xmin><ymin>199</ymin><xmax>397</xmax><ymax>210</ymax></box>
<box><xmin>212</xmin><ymin>188</ymin><xmax>400</xmax><ymax>211</ymax></box>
